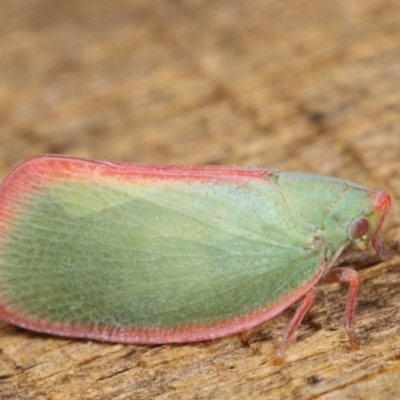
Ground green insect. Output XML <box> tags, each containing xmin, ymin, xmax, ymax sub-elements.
<box><xmin>0</xmin><ymin>155</ymin><xmax>391</xmax><ymax>363</ymax></box>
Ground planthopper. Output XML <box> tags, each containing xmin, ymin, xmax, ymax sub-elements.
<box><xmin>0</xmin><ymin>155</ymin><xmax>391</xmax><ymax>363</ymax></box>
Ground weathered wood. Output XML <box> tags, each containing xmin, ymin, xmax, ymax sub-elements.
<box><xmin>0</xmin><ymin>0</ymin><xmax>400</xmax><ymax>398</ymax></box>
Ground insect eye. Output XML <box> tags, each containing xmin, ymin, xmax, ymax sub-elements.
<box><xmin>348</xmin><ymin>217</ymin><xmax>370</xmax><ymax>240</ymax></box>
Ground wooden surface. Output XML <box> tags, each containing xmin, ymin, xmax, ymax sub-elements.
<box><xmin>1</xmin><ymin>0</ymin><xmax>400</xmax><ymax>399</ymax></box>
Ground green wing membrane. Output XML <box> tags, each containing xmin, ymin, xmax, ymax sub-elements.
<box><xmin>0</xmin><ymin>178</ymin><xmax>322</xmax><ymax>327</ymax></box>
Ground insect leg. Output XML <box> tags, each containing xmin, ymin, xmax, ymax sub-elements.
<box><xmin>372</xmin><ymin>235</ymin><xmax>390</xmax><ymax>260</ymax></box>
<box><xmin>273</xmin><ymin>288</ymin><xmax>317</xmax><ymax>365</ymax></box>
<box><xmin>322</xmin><ymin>267</ymin><xmax>360</xmax><ymax>350</ymax></box>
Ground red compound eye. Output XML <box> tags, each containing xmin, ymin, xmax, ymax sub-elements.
<box><xmin>348</xmin><ymin>217</ymin><xmax>370</xmax><ymax>239</ymax></box>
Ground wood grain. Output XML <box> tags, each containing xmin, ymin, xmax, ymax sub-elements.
<box><xmin>0</xmin><ymin>0</ymin><xmax>399</xmax><ymax>399</ymax></box>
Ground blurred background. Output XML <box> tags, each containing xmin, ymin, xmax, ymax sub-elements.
<box><xmin>1</xmin><ymin>1</ymin><xmax>399</xmax><ymax>175</ymax></box>
<box><xmin>1</xmin><ymin>0</ymin><xmax>400</xmax><ymax>398</ymax></box>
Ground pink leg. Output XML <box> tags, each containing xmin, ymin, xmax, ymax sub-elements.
<box><xmin>273</xmin><ymin>288</ymin><xmax>317</xmax><ymax>365</ymax></box>
<box><xmin>372</xmin><ymin>235</ymin><xmax>390</xmax><ymax>260</ymax></box>
<box><xmin>322</xmin><ymin>267</ymin><xmax>360</xmax><ymax>350</ymax></box>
